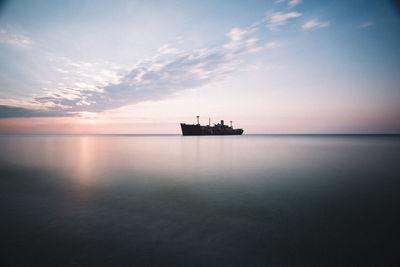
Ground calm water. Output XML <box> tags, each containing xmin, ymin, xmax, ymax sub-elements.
<box><xmin>1</xmin><ymin>135</ymin><xmax>399</xmax><ymax>266</ymax></box>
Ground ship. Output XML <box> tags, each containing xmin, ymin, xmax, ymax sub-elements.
<box><xmin>181</xmin><ymin>116</ymin><xmax>244</xmax><ymax>136</ymax></box>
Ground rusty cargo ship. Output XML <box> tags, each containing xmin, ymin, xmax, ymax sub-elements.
<box><xmin>180</xmin><ymin>116</ymin><xmax>243</xmax><ymax>136</ymax></box>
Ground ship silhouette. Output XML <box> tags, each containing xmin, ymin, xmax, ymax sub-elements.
<box><xmin>180</xmin><ymin>116</ymin><xmax>244</xmax><ymax>136</ymax></box>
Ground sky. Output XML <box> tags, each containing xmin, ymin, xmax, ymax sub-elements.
<box><xmin>0</xmin><ymin>0</ymin><xmax>399</xmax><ymax>134</ymax></box>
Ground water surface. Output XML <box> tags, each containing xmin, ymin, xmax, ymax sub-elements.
<box><xmin>1</xmin><ymin>135</ymin><xmax>399</xmax><ymax>266</ymax></box>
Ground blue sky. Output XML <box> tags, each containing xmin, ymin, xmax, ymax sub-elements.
<box><xmin>0</xmin><ymin>0</ymin><xmax>399</xmax><ymax>133</ymax></box>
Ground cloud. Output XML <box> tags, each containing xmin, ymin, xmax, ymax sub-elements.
<box><xmin>302</xmin><ymin>19</ymin><xmax>330</xmax><ymax>30</ymax></box>
<box><xmin>0</xmin><ymin>22</ymin><xmax>263</xmax><ymax>117</ymax></box>
<box><xmin>2</xmin><ymin>11</ymin><xmax>291</xmax><ymax>118</ymax></box>
<box><xmin>266</xmin><ymin>11</ymin><xmax>302</xmax><ymax>31</ymax></box>
<box><xmin>358</xmin><ymin>21</ymin><xmax>374</xmax><ymax>28</ymax></box>
<box><xmin>0</xmin><ymin>105</ymin><xmax>70</xmax><ymax>118</ymax></box>
<box><xmin>265</xmin><ymin>41</ymin><xmax>283</xmax><ymax>48</ymax></box>
<box><xmin>0</xmin><ymin>27</ymin><xmax>34</xmax><ymax>48</ymax></box>
<box><xmin>223</xmin><ymin>27</ymin><xmax>261</xmax><ymax>54</ymax></box>
<box><xmin>36</xmin><ymin>45</ymin><xmax>245</xmax><ymax>113</ymax></box>
<box><xmin>287</xmin><ymin>0</ymin><xmax>302</xmax><ymax>9</ymax></box>
<box><xmin>29</xmin><ymin>49</ymin><xmax>230</xmax><ymax>113</ymax></box>
<box><xmin>157</xmin><ymin>44</ymin><xmax>180</xmax><ymax>54</ymax></box>
<box><xmin>225</xmin><ymin>27</ymin><xmax>255</xmax><ymax>42</ymax></box>
<box><xmin>64</xmin><ymin>48</ymin><xmax>237</xmax><ymax>112</ymax></box>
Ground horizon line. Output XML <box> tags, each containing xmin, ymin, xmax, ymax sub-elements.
<box><xmin>1</xmin><ymin>133</ymin><xmax>399</xmax><ymax>136</ymax></box>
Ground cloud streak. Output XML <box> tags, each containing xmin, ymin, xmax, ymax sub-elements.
<box><xmin>287</xmin><ymin>0</ymin><xmax>302</xmax><ymax>9</ymax></box>
<box><xmin>302</xmin><ymin>19</ymin><xmax>330</xmax><ymax>30</ymax></box>
<box><xmin>0</xmin><ymin>105</ymin><xmax>69</xmax><ymax>118</ymax></box>
<box><xmin>266</xmin><ymin>11</ymin><xmax>302</xmax><ymax>31</ymax></box>
<box><xmin>1</xmin><ymin>22</ymin><xmax>264</xmax><ymax>117</ymax></box>
<box><xmin>0</xmin><ymin>27</ymin><xmax>34</xmax><ymax>48</ymax></box>
<box><xmin>358</xmin><ymin>21</ymin><xmax>374</xmax><ymax>28</ymax></box>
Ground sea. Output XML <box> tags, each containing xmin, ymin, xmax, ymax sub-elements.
<box><xmin>0</xmin><ymin>134</ymin><xmax>399</xmax><ymax>266</ymax></box>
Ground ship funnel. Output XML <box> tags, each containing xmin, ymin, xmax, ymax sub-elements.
<box><xmin>230</xmin><ymin>121</ymin><xmax>232</xmax><ymax>127</ymax></box>
<box><xmin>221</xmin><ymin>120</ymin><xmax>224</xmax><ymax>126</ymax></box>
<box><xmin>196</xmin><ymin>116</ymin><xmax>200</xmax><ymax>125</ymax></box>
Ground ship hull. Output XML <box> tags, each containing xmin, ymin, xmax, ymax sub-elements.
<box><xmin>181</xmin><ymin>123</ymin><xmax>243</xmax><ymax>136</ymax></box>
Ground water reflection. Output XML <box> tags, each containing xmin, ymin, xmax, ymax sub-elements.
<box><xmin>1</xmin><ymin>135</ymin><xmax>400</xmax><ymax>183</ymax></box>
<box><xmin>0</xmin><ymin>135</ymin><xmax>399</xmax><ymax>266</ymax></box>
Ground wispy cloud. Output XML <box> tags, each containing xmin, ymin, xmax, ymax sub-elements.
<box><xmin>157</xmin><ymin>44</ymin><xmax>180</xmax><ymax>55</ymax></box>
<box><xmin>0</xmin><ymin>27</ymin><xmax>34</xmax><ymax>48</ymax></box>
<box><xmin>266</xmin><ymin>11</ymin><xmax>302</xmax><ymax>31</ymax></box>
<box><xmin>0</xmin><ymin>105</ymin><xmax>69</xmax><ymax>118</ymax></box>
<box><xmin>34</xmin><ymin>48</ymin><xmax>237</xmax><ymax>113</ymax></box>
<box><xmin>302</xmin><ymin>19</ymin><xmax>330</xmax><ymax>30</ymax></box>
<box><xmin>265</xmin><ymin>41</ymin><xmax>283</xmax><ymax>48</ymax></box>
<box><xmin>358</xmin><ymin>21</ymin><xmax>374</xmax><ymax>28</ymax></box>
<box><xmin>223</xmin><ymin>27</ymin><xmax>261</xmax><ymax>54</ymax></box>
<box><xmin>1</xmin><ymin>22</ymin><xmax>265</xmax><ymax>117</ymax></box>
<box><xmin>287</xmin><ymin>0</ymin><xmax>302</xmax><ymax>9</ymax></box>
